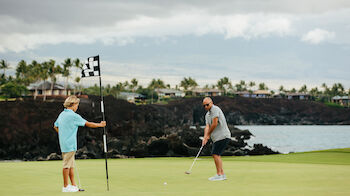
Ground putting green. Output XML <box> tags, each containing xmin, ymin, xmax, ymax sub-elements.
<box><xmin>1</xmin><ymin>148</ymin><xmax>350</xmax><ymax>196</ymax></box>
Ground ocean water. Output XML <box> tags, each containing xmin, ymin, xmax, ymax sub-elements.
<box><xmin>235</xmin><ymin>125</ymin><xmax>350</xmax><ymax>154</ymax></box>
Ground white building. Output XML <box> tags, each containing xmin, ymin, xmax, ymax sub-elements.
<box><xmin>156</xmin><ymin>88</ymin><xmax>185</xmax><ymax>98</ymax></box>
<box><xmin>251</xmin><ymin>90</ymin><xmax>271</xmax><ymax>98</ymax></box>
<box><xmin>192</xmin><ymin>88</ymin><xmax>222</xmax><ymax>97</ymax></box>
<box><xmin>119</xmin><ymin>92</ymin><xmax>146</xmax><ymax>103</ymax></box>
<box><xmin>332</xmin><ymin>96</ymin><xmax>350</xmax><ymax>106</ymax></box>
<box><xmin>28</xmin><ymin>81</ymin><xmax>71</xmax><ymax>96</ymax></box>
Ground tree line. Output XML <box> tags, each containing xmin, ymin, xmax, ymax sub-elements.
<box><xmin>0</xmin><ymin>58</ymin><xmax>82</xmax><ymax>100</ymax></box>
<box><xmin>1</xmin><ymin>59</ymin><xmax>349</xmax><ymax>102</ymax></box>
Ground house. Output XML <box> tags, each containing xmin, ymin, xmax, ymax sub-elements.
<box><xmin>234</xmin><ymin>91</ymin><xmax>251</xmax><ymax>98</ymax></box>
<box><xmin>252</xmin><ymin>90</ymin><xmax>271</xmax><ymax>98</ymax></box>
<box><xmin>156</xmin><ymin>88</ymin><xmax>185</xmax><ymax>98</ymax></box>
<box><xmin>192</xmin><ymin>88</ymin><xmax>222</xmax><ymax>97</ymax></box>
<box><xmin>118</xmin><ymin>92</ymin><xmax>146</xmax><ymax>103</ymax></box>
<box><xmin>28</xmin><ymin>81</ymin><xmax>71</xmax><ymax>96</ymax></box>
<box><xmin>286</xmin><ymin>93</ymin><xmax>311</xmax><ymax>100</ymax></box>
<box><xmin>332</xmin><ymin>96</ymin><xmax>350</xmax><ymax>106</ymax></box>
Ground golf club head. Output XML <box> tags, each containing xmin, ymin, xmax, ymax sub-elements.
<box><xmin>79</xmin><ymin>189</ymin><xmax>85</xmax><ymax>192</ymax></box>
<box><xmin>185</xmin><ymin>171</ymin><xmax>191</xmax><ymax>174</ymax></box>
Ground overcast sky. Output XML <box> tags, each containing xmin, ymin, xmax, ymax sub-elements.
<box><xmin>1</xmin><ymin>0</ymin><xmax>350</xmax><ymax>90</ymax></box>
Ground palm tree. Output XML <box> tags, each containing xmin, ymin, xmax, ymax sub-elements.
<box><xmin>148</xmin><ymin>78</ymin><xmax>166</xmax><ymax>103</ymax></box>
<box><xmin>321</xmin><ymin>83</ymin><xmax>329</xmax><ymax>94</ymax></box>
<box><xmin>130</xmin><ymin>78</ymin><xmax>138</xmax><ymax>92</ymax></box>
<box><xmin>234</xmin><ymin>83</ymin><xmax>243</xmax><ymax>92</ymax></box>
<box><xmin>0</xmin><ymin>59</ymin><xmax>10</xmax><ymax>77</ymax></box>
<box><xmin>29</xmin><ymin>61</ymin><xmax>42</xmax><ymax>100</ymax></box>
<box><xmin>180</xmin><ymin>77</ymin><xmax>190</xmax><ymax>91</ymax></box>
<box><xmin>40</xmin><ymin>61</ymin><xmax>50</xmax><ymax>101</ymax></box>
<box><xmin>337</xmin><ymin>83</ymin><xmax>345</xmax><ymax>96</ymax></box>
<box><xmin>111</xmin><ymin>82</ymin><xmax>125</xmax><ymax>98</ymax></box>
<box><xmin>258</xmin><ymin>83</ymin><xmax>268</xmax><ymax>90</ymax></box>
<box><xmin>321</xmin><ymin>83</ymin><xmax>331</xmax><ymax>101</ymax></box>
<box><xmin>240</xmin><ymin>80</ymin><xmax>247</xmax><ymax>90</ymax></box>
<box><xmin>279</xmin><ymin>85</ymin><xmax>285</xmax><ymax>93</ymax></box>
<box><xmin>330</xmin><ymin>83</ymin><xmax>345</xmax><ymax>97</ymax></box>
<box><xmin>16</xmin><ymin>60</ymin><xmax>30</xmax><ymax>85</ymax></box>
<box><xmin>62</xmin><ymin>58</ymin><xmax>73</xmax><ymax>96</ymax></box>
<box><xmin>180</xmin><ymin>77</ymin><xmax>198</xmax><ymax>95</ymax></box>
<box><xmin>249</xmin><ymin>81</ymin><xmax>256</xmax><ymax>91</ymax></box>
<box><xmin>310</xmin><ymin>87</ymin><xmax>320</xmax><ymax>97</ymax></box>
<box><xmin>104</xmin><ymin>84</ymin><xmax>112</xmax><ymax>95</ymax></box>
<box><xmin>74</xmin><ymin>77</ymin><xmax>81</xmax><ymax>95</ymax></box>
<box><xmin>217</xmin><ymin>77</ymin><xmax>232</xmax><ymax>95</ymax></box>
<box><xmin>73</xmin><ymin>58</ymin><xmax>83</xmax><ymax>94</ymax></box>
<box><xmin>299</xmin><ymin>84</ymin><xmax>308</xmax><ymax>93</ymax></box>
<box><xmin>123</xmin><ymin>81</ymin><xmax>130</xmax><ymax>91</ymax></box>
<box><xmin>73</xmin><ymin>58</ymin><xmax>83</xmax><ymax>70</ymax></box>
<box><xmin>188</xmin><ymin>77</ymin><xmax>198</xmax><ymax>92</ymax></box>
<box><xmin>47</xmin><ymin>60</ymin><xmax>62</xmax><ymax>96</ymax></box>
<box><xmin>235</xmin><ymin>80</ymin><xmax>248</xmax><ymax>92</ymax></box>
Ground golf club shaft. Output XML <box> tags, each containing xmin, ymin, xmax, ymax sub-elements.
<box><xmin>74</xmin><ymin>160</ymin><xmax>81</xmax><ymax>188</ymax></box>
<box><xmin>188</xmin><ymin>146</ymin><xmax>203</xmax><ymax>172</ymax></box>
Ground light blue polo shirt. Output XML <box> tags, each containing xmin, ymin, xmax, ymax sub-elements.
<box><xmin>54</xmin><ymin>109</ymin><xmax>87</xmax><ymax>153</ymax></box>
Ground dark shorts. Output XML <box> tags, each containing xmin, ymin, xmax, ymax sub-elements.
<box><xmin>211</xmin><ymin>138</ymin><xmax>230</xmax><ymax>155</ymax></box>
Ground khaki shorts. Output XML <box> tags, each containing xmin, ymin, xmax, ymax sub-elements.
<box><xmin>62</xmin><ymin>151</ymin><xmax>76</xmax><ymax>168</ymax></box>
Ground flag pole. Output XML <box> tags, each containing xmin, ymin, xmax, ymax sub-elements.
<box><xmin>98</xmin><ymin>57</ymin><xmax>109</xmax><ymax>191</ymax></box>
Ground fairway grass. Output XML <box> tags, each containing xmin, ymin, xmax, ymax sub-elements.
<box><xmin>1</xmin><ymin>148</ymin><xmax>350</xmax><ymax>196</ymax></box>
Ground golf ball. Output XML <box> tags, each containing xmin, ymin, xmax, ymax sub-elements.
<box><xmin>164</xmin><ymin>182</ymin><xmax>167</xmax><ymax>185</ymax></box>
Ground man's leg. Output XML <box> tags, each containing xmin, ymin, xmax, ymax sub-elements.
<box><xmin>212</xmin><ymin>154</ymin><xmax>224</xmax><ymax>175</ymax></box>
<box><xmin>69</xmin><ymin>167</ymin><xmax>76</xmax><ymax>186</ymax></box>
<box><xmin>63</xmin><ymin>168</ymin><xmax>70</xmax><ymax>187</ymax></box>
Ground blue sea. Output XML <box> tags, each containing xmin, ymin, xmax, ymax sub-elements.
<box><xmin>235</xmin><ymin>125</ymin><xmax>350</xmax><ymax>154</ymax></box>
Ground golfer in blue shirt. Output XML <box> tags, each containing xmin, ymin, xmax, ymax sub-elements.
<box><xmin>54</xmin><ymin>95</ymin><xmax>106</xmax><ymax>192</ymax></box>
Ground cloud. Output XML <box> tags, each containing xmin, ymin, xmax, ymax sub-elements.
<box><xmin>301</xmin><ymin>28</ymin><xmax>335</xmax><ymax>44</ymax></box>
<box><xmin>0</xmin><ymin>0</ymin><xmax>349</xmax><ymax>52</ymax></box>
<box><xmin>0</xmin><ymin>12</ymin><xmax>293</xmax><ymax>53</ymax></box>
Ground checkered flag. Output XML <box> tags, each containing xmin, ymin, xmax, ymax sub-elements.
<box><xmin>81</xmin><ymin>55</ymin><xmax>100</xmax><ymax>77</ymax></box>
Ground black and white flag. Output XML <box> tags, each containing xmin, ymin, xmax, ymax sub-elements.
<box><xmin>81</xmin><ymin>55</ymin><xmax>100</xmax><ymax>77</ymax></box>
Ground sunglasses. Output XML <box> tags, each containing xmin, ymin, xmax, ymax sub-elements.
<box><xmin>203</xmin><ymin>103</ymin><xmax>210</xmax><ymax>107</ymax></box>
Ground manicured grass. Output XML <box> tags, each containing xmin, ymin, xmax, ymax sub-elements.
<box><xmin>1</xmin><ymin>148</ymin><xmax>350</xmax><ymax>196</ymax></box>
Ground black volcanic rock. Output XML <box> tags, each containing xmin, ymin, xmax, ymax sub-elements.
<box><xmin>1</xmin><ymin>96</ymin><xmax>349</xmax><ymax>160</ymax></box>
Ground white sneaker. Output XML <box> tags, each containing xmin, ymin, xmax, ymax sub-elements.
<box><xmin>208</xmin><ymin>174</ymin><xmax>225</xmax><ymax>181</ymax></box>
<box><xmin>62</xmin><ymin>185</ymin><xmax>79</xmax><ymax>192</ymax></box>
<box><xmin>69</xmin><ymin>185</ymin><xmax>79</xmax><ymax>192</ymax></box>
<box><xmin>62</xmin><ymin>186</ymin><xmax>70</xmax><ymax>192</ymax></box>
<box><xmin>223</xmin><ymin>174</ymin><xmax>227</xmax><ymax>180</ymax></box>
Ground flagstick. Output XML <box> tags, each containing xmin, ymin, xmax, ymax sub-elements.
<box><xmin>81</xmin><ymin>55</ymin><xmax>109</xmax><ymax>191</ymax></box>
<box><xmin>99</xmin><ymin>74</ymin><xmax>109</xmax><ymax>191</ymax></box>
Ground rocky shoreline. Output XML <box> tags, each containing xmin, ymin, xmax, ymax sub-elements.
<box><xmin>1</xmin><ymin>96</ymin><xmax>349</xmax><ymax>161</ymax></box>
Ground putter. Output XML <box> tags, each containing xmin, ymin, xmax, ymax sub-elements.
<box><xmin>74</xmin><ymin>161</ymin><xmax>85</xmax><ymax>191</ymax></box>
<box><xmin>185</xmin><ymin>145</ymin><xmax>204</xmax><ymax>174</ymax></box>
